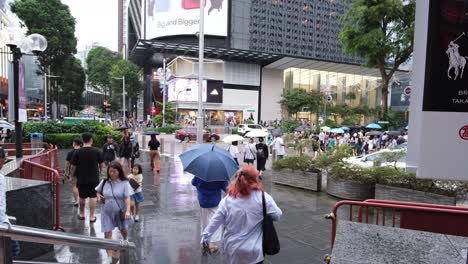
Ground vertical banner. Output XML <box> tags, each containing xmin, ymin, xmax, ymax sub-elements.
<box><xmin>7</xmin><ymin>62</ymin><xmax>14</xmax><ymax>122</ymax></box>
<box><xmin>410</xmin><ymin>0</ymin><xmax>468</xmax><ymax>180</ymax></box>
<box><xmin>18</xmin><ymin>61</ymin><xmax>27</xmax><ymax>122</ymax></box>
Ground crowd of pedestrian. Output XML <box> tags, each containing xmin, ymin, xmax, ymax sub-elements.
<box><xmin>317</xmin><ymin>130</ymin><xmax>408</xmax><ymax>156</ymax></box>
<box><xmin>63</xmin><ymin>130</ymin><xmax>160</xmax><ymax>263</ymax></box>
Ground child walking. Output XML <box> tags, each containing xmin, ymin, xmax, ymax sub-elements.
<box><xmin>128</xmin><ymin>164</ymin><xmax>144</xmax><ymax>222</ymax></box>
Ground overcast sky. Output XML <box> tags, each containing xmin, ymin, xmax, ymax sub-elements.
<box><xmin>61</xmin><ymin>0</ymin><xmax>118</xmax><ymax>52</ymax></box>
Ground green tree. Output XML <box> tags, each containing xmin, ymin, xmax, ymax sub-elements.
<box><xmin>86</xmin><ymin>47</ymin><xmax>119</xmax><ymax>95</ymax></box>
<box><xmin>154</xmin><ymin>102</ymin><xmax>176</xmax><ymax>126</ymax></box>
<box><xmin>110</xmin><ymin>59</ymin><xmax>142</xmax><ymax>117</ymax></box>
<box><xmin>11</xmin><ymin>0</ymin><xmax>77</xmax><ymax>72</ymax></box>
<box><xmin>58</xmin><ymin>56</ymin><xmax>85</xmax><ymax>115</ymax></box>
<box><xmin>340</xmin><ymin>0</ymin><xmax>415</xmax><ymax>114</ymax></box>
<box><xmin>280</xmin><ymin>88</ymin><xmax>323</xmax><ymax>119</ymax></box>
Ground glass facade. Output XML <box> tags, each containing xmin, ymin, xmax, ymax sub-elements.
<box><xmin>284</xmin><ymin>68</ymin><xmax>382</xmax><ymax>108</ymax></box>
<box><xmin>229</xmin><ymin>0</ymin><xmax>361</xmax><ymax>64</ymax></box>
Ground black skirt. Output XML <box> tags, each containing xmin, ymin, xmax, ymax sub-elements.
<box><xmin>257</xmin><ymin>158</ymin><xmax>267</xmax><ymax>171</ymax></box>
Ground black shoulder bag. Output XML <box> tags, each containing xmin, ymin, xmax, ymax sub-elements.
<box><xmin>262</xmin><ymin>191</ymin><xmax>280</xmax><ymax>255</ymax></box>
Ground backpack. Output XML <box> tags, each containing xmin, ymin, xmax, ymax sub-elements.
<box><xmin>257</xmin><ymin>144</ymin><xmax>266</xmax><ymax>159</ymax></box>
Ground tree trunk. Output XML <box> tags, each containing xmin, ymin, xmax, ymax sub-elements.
<box><xmin>381</xmin><ymin>78</ymin><xmax>390</xmax><ymax>114</ymax></box>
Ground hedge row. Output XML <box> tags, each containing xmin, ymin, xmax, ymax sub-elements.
<box><xmin>43</xmin><ymin>133</ymin><xmax>122</xmax><ymax>148</ymax></box>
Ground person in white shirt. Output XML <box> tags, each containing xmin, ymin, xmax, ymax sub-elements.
<box><xmin>243</xmin><ymin>138</ymin><xmax>257</xmax><ymax>165</ymax></box>
<box><xmin>270</xmin><ymin>135</ymin><xmax>286</xmax><ymax>159</ymax></box>
<box><xmin>227</xmin><ymin>141</ymin><xmax>240</xmax><ymax>165</ymax></box>
<box><xmin>202</xmin><ymin>165</ymin><xmax>282</xmax><ymax>264</ymax></box>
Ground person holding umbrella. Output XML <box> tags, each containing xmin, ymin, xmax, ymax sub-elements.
<box><xmin>179</xmin><ymin>144</ymin><xmax>239</xmax><ymax>256</ymax></box>
<box><xmin>191</xmin><ymin>176</ymin><xmax>228</xmax><ymax>254</ymax></box>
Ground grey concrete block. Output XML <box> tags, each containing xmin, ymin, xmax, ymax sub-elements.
<box><xmin>272</xmin><ymin>169</ymin><xmax>321</xmax><ymax>192</ymax></box>
<box><xmin>331</xmin><ymin>221</ymin><xmax>468</xmax><ymax>264</ymax></box>
<box><xmin>375</xmin><ymin>184</ymin><xmax>456</xmax><ymax>205</ymax></box>
<box><xmin>326</xmin><ymin>176</ymin><xmax>375</xmax><ymax>201</ymax></box>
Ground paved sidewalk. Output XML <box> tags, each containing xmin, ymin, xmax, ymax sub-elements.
<box><xmin>35</xmin><ymin>148</ymin><xmax>338</xmax><ymax>263</ymax></box>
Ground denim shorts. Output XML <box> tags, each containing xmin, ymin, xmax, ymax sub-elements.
<box><xmin>131</xmin><ymin>192</ymin><xmax>144</xmax><ymax>203</ymax></box>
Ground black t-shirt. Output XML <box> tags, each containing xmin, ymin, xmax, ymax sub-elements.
<box><xmin>71</xmin><ymin>146</ymin><xmax>104</xmax><ymax>185</ymax></box>
<box><xmin>148</xmin><ymin>139</ymin><xmax>160</xmax><ymax>150</ymax></box>
<box><xmin>66</xmin><ymin>149</ymin><xmax>76</xmax><ymax>162</ymax></box>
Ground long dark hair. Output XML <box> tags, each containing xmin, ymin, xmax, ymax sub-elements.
<box><xmin>107</xmin><ymin>161</ymin><xmax>128</xmax><ymax>181</ymax></box>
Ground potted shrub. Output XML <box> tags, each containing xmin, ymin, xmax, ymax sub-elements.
<box><xmin>315</xmin><ymin>146</ymin><xmax>376</xmax><ymax>200</ymax></box>
<box><xmin>373</xmin><ymin>167</ymin><xmax>462</xmax><ymax>205</ymax></box>
<box><xmin>272</xmin><ymin>155</ymin><xmax>322</xmax><ymax>191</ymax></box>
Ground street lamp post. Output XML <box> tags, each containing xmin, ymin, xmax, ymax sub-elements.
<box><xmin>44</xmin><ymin>73</ymin><xmax>61</xmax><ymax>119</ymax></box>
<box><xmin>197</xmin><ymin>0</ymin><xmax>206</xmax><ymax>144</ymax></box>
<box><xmin>113</xmin><ymin>76</ymin><xmax>126</xmax><ymax>122</ymax></box>
<box><xmin>2</xmin><ymin>30</ymin><xmax>47</xmax><ymax>158</ymax></box>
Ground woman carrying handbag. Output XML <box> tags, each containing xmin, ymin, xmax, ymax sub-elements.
<box><xmin>202</xmin><ymin>165</ymin><xmax>282</xmax><ymax>264</ymax></box>
<box><xmin>96</xmin><ymin>161</ymin><xmax>134</xmax><ymax>264</ymax></box>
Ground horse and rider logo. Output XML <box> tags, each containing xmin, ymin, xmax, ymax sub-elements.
<box><xmin>447</xmin><ymin>32</ymin><xmax>468</xmax><ymax>80</ymax></box>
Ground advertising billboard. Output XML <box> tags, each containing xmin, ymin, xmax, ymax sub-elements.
<box><xmin>408</xmin><ymin>0</ymin><xmax>468</xmax><ymax>180</ymax></box>
<box><xmin>167</xmin><ymin>78</ymin><xmax>207</xmax><ymax>102</ymax></box>
<box><xmin>146</xmin><ymin>0</ymin><xmax>229</xmax><ymax>39</ymax></box>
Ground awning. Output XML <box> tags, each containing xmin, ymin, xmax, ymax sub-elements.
<box><xmin>130</xmin><ymin>39</ymin><xmax>283</xmax><ymax>66</ymax></box>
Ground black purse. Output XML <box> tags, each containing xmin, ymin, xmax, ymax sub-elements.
<box><xmin>262</xmin><ymin>191</ymin><xmax>280</xmax><ymax>255</ymax></box>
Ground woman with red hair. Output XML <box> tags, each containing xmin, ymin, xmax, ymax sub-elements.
<box><xmin>202</xmin><ymin>165</ymin><xmax>282</xmax><ymax>264</ymax></box>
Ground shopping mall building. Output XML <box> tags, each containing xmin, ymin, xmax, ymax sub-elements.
<box><xmin>127</xmin><ymin>0</ymin><xmax>410</xmax><ymax>124</ymax></box>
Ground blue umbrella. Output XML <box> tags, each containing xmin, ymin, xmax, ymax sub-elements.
<box><xmin>330</xmin><ymin>128</ymin><xmax>345</xmax><ymax>134</ymax></box>
<box><xmin>341</xmin><ymin>126</ymin><xmax>350</xmax><ymax>131</ymax></box>
<box><xmin>366</xmin><ymin>123</ymin><xmax>382</xmax><ymax>129</ymax></box>
<box><xmin>179</xmin><ymin>144</ymin><xmax>238</xmax><ymax>182</ymax></box>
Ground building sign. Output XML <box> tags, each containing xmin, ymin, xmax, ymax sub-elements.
<box><xmin>206</xmin><ymin>80</ymin><xmax>223</xmax><ymax>103</ymax></box>
<box><xmin>423</xmin><ymin>0</ymin><xmax>468</xmax><ymax>112</ymax></box>
<box><xmin>408</xmin><ymin>0</ymin><xmax>468</xmax><ymax>181</ymax></box>
<box><xmin>145</xmin><ymin>0</ymin><xmax>229</xmax><ymax>39</ymax></box>
<box><xmin>167</xmin><ymin>78</ymin><xmax>207</xmax><ymax>102</ymax></box>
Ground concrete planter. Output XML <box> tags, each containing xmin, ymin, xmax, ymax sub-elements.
<box><xmin>272</xmin><ymin>169</ymin><xmax>322</xmax><ymax>192</ymax></box>
<box><xmin>326</xmin><ymin>176</ymin><xmax>375</xmax><ymax>201</ymax></box>
<box><xmin>375</xmin><ymin>184</ymin><xmax>456</xmax><ymax>205</ymax></box>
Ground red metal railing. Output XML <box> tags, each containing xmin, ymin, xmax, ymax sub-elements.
<box><xmin>19</xmin><ymin>146</ymin><xmax>64</xmax><ymax>231</ymax></box>
<box><xmin>325</xmin><ymin>199</ymin><xmax>468</xmax><ymax>252</ymax></box>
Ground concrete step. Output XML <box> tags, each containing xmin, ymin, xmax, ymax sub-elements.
<box><xmin>331</xmin><ymin>221</ymin><xmax>468</xmax><ymax>264</ymax></box>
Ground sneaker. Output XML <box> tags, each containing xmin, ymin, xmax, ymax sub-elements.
<box><xmin>134</xmin><ymin>215</ymin><xmax>139</xmax><ymax>222</ymax></box>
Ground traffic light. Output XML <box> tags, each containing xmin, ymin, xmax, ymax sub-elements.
<box><xmin>38</xmin><ymin>106</ymin><xmax>43</xmax><ymax>113</ymax></box>
<box><xmin>102</xmin><ymin>101</ymin><xmax>111</xmax><ymax>113</ymax></box>
<box><xmin>46</xmin><ymin>103</ymin><xmax>51</xmax><ymax>115</ymax></box>
<box><xmin>151</xmin><ymin>107</ymin><xmax>156</xmax><ymax>116</ymax></box>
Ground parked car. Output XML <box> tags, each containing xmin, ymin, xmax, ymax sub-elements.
<box><xmin>237</xmin><ymin>124</ymin><xmax>267</xmax><ymax>136</ymax></box>
<box><xmin>345</xmin><ymin>149</ymin><xmax>407</xmax><ymax>168</ymax></box>
<box><xmin>175</xmin><ymin>128</ymin><xmax>220</xmax><ymax>142</ymax></box>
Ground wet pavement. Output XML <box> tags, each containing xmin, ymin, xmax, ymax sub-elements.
<box><xmin>36</xmin><ymin>137</ymin><xmax>339</xmax><ymax>264</ymax></box>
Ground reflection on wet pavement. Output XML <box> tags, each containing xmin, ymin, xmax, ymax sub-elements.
<box><xmin>33</xmin><ymin>146</ymin><xmax>339</xmax><ymax>263</ymax></box>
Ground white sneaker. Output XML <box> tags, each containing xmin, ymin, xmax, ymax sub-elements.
<box><xmin>135</xmin><ymin>215</ymin><xmax>139</xmax><ymax>222</ymax></box>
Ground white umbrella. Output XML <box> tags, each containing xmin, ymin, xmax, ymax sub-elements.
<box><xmin>321</xmin><ymin>126</ymin><xmax>331</xmax><ymax>132</ymax></box>
<box><xmin>222</xmin><ymin>134</ymin><xmax>245</xmax><ymax>143</ymax></box>
<box><xmin>244</xmin><ymin>129</ymin><xmax>269</xmax><ymax>138</ymax></box>
<box><xmin>0</xmin><ymin>121</ymin><xmax>14</xmax><ymax>129</ymax></box>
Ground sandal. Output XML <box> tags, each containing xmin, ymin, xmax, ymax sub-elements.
<box><xmin>90</xmin><ymin>217</ymin><xmax>97</xmax><ymax>223</ymax></box>
<box><xmin>77</xmin><ymin>215</ymin><xmax>85</xmax><ymax>220</ymax></box>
